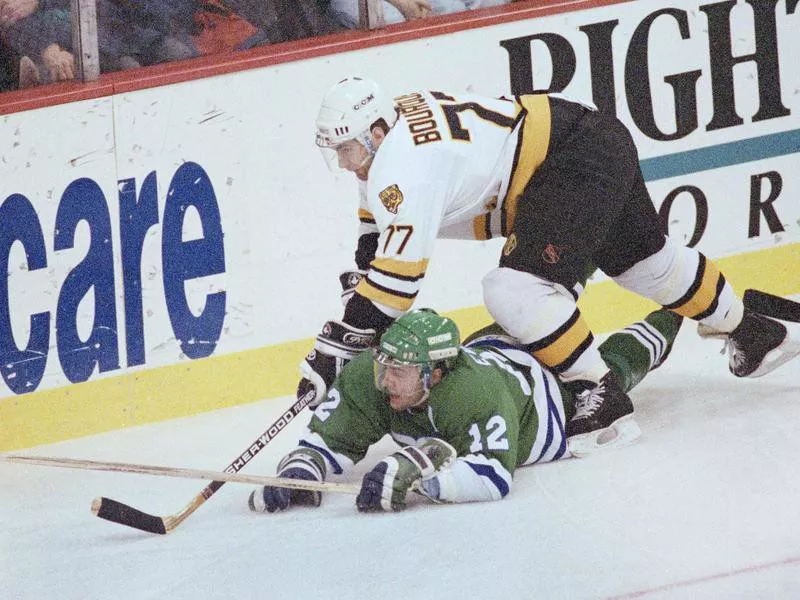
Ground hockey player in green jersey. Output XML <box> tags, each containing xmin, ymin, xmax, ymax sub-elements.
<box><xmin>249</xmin><ymin>307</ymin><xmax>683</xmax><ymax>513</ymax></box>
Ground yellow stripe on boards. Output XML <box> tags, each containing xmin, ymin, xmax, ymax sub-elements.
<box><xmin>0</xmin><ymin>338</ymin><xmax>311</xmax><ymax>451</ymax></box>
<box><xmin>2</xmin><ymin>243</ymin><xmax>798</xmax><ymax>451</ymax></box>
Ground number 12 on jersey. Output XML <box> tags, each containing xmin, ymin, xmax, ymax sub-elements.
<box><xmin>468</xmin><ymin>415</ymin><xmax>509</xmax><ymax>453</ymax></box>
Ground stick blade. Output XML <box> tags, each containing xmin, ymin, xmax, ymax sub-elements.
<box><xmin>92</xmin><ymin>497</ymin><xmax>167</xmax><ymax>535</ymax></box>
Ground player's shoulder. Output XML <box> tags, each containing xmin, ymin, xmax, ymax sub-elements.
<box><xmin>431</xmin><ymin>351</ymin><xmax>513</xmax><ymax>410</ymax></box>
<box><xmin>368</xmin><ymin>105</ymin><xmax>460</xmax><ymax>190</ymax></box>
<box><xmin>365</xmin><ymin>140</ymin><xmax>444</xmax><ymax>226</ymax></box>
<box><xmin>342</xmin><ymin>350</ymin><xmax>375</xmax><ymax>375</ymax></box>
<box><xmin>379</xmin><ymin>114</ymin><xmax>442</xmax><ymax>160</ymax></box>
<box><xmin>337</xmin><ymin>350</ymin><xmax>379</xmax><ymax>393</ymax></box>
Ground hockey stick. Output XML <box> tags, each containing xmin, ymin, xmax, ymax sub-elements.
<box><xmin>0</xmin><ymin>454</ymin><xmax>359</xmax><ymax>495</ymax></box>
<box><xmin>743</xmin><ymin>289</ymin><xmax>800</xmax><ymax>322</ymax></box>
<box><xmin>90</xmin><ymin>391</ymin><xmax>314</xmax><ymax>534</ymax></box>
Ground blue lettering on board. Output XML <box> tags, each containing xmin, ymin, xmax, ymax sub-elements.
<box><xmin>0</xmin><ymin>162</ymin><xmax>227</xmax><ymax>394</ymax></box>
<box><xmin>55</xmin><ymin>178</ymin><xmax>120</xmax><ymax>383</ymax></box>
<box><xmin>162</xmin><ymin>162</ymin><xmax>226</xmax><ymax>359</ymax></box>
<box><xmin>0</xmin><ymin>194</ymin><xmax>50</xmax><ymax>393</ymax></box>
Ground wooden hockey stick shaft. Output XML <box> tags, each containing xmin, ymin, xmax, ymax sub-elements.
<box><xmin>0</xmin><ymin>454</ymin><xmax>359</xmax><ymax>495</ymax></box>
<box><xmin>63</xmin><ymin>391</ymin><xmax>313</xmax><ymax>534</ymax></box>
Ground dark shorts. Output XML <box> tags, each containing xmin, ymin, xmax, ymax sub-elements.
<box><xmin>499</xmin><ymin>96</ymin><xmax>666</xmax><ymax>287</ymax></box>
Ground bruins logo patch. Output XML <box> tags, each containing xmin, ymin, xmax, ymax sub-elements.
<box><xmin>379</xmin><ymin>184</ymin><xmax>404</xmax><ymax>214</ymax></box>
<box><xmin>503</xmin><ymin>233</ymin><xmax>517</xmax><ymax>256</ymax></box>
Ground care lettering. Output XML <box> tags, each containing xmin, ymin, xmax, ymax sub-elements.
<box><xmin>0</xmin><ymin>162</ymin><xmax>226</xmax><ymax>394</ymax></box>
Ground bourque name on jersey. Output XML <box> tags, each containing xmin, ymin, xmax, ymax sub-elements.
<box><xmin>395</xmin><ymin>93</ymin><xmax>442</xmax><ymax>145</ymax></box>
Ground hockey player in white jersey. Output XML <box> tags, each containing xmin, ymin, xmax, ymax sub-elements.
<box><xmin>297</xmin><ymin>76</ymin><xmax>800</xmax><ymax>457</ymax></box>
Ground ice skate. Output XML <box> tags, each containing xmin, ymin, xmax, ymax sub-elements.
<box><xmin>722</xmin><ymin>310</ymin><xmax>799</xmax><ymax>378</ymax></box>
<box><xmin>566</xmin><ymin>371</ymin><xmax>641</xmax><ymax>458</ymax></box>
<box><xmin>698</xmin><ymin>290</ymin><xmax>800</xmax><ymax>378</ymax></box>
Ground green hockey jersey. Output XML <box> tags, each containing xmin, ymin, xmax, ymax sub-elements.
<box><xmin>294</xmin><ymin>309</ymin><xmax>681</xmax><ymax>503</ymax></box>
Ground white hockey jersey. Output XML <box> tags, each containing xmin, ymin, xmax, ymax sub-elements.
<box><xmin>354</xmin><ymin>90</ymin><xmax>552</xmax><ymax>317</ymax></box>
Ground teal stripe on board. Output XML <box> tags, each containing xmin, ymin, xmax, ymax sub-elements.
<box><xmin>640</xmin><ymin>129</ymin><xmax>800</xmax><ymax>182</ymax></box>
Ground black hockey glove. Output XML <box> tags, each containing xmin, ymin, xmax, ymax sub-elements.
<box><xmin>356</xmin><ymin>439</ymin><xmax>456</xmax><ymax>513</ymax></box>
<box><xmin>339</xmin><ymin>270</ymin><xmax>367</xmax><ymax>306</ymax></box>
<box><xmin>248</xmin><ymin>449</ymin><xmax>326</xmax><ymax>513</ymax></box>
<box><xmin>298</xmin><ymin>320</ymin><xmax>375</xmax><ymax>408</ymax></box>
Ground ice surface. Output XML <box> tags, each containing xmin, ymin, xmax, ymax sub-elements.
<box><xmin>2</xmin><ymin>321</ymin><xmax>799</xmax><ymax>600</ymax></box>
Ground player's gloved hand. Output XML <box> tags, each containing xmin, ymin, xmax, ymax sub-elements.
<box><xmin>339</xmin><ymin>270</ymin><xmax>367</xmax><ymax>306</ymax></box>
<box><xmin>298</xmin><ymin>320</ymin><xmax>375</xmax><ymax>408</ymax></box>
<box><xmin>248</xmin><ymin>449</ymin><xmax>326</xmax><ymax>513</ymax></box>
<box><xmin>356</xmin><ymin>438</ymin><xmax>457</xmax><ymax>512</ymax></box>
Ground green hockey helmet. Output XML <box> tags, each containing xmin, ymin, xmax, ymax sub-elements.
<box><xmin>374</xmin><ymin>309</ymin><xmax>460</xmax><ymax>398</ymax></box>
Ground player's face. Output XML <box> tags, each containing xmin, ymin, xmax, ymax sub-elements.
<box><xmin>377</xmin><ymin>362</ymin><xmax>427</xmax><ymax>410</ymax></box>
<box><xmin>334</xmin><ymin>139</ymin><xmax>370</xmax><ymax>172</ymax></box>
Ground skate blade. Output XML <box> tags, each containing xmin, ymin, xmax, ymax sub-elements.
<box><xmin>697</xmin><ymin>323</ymin><xmax>727</xmax><ymax>340</ymax></box>
<box><xmin>567</xmin><ymin>415</ymin><xmax>642</xmax><ymax>458</ymax></box>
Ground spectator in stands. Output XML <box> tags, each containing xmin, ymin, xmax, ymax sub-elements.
<box><xmin>0</xmin><ymin>0</ymin><xmax>37</xmax><ymax>28</ymax></box>
<box><xmin>99</xmin><ymin>0</ymin><xmax>198</xmax><ymax>69</ymax></box>
<box><xmin>0</xmin><ymin>0</ymin><xmax>73</xmax><ymax>88</ymax></box>
<box><xmin>269</xmin><ymin>0</ymin><xmax>344</xmax><ymax>43</ymax></box>
<box><xmin>192</xmin><ymin>0</ymin><xmax>259</xmax><ymax>55</ymax></box>
<box><xmin>1</xmin><ymin>0</ymin><xmax>199</xmax><ymax>89</ymax></box>
<box><xmin>224</xmin><ymin>0</ymin><xmax>344</xmax><ymax>48</ymax></box>
<box><xmin>0</xmin><ymin>37</ymin><xmax>17</xmax><ymax>91</ymax></box>
<box><xmin>327</xmin><ymin>0</ymin><xmax>511</xmax><ymax>29</ymax></box>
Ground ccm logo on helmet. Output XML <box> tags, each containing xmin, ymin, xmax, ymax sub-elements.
<box><xmin>353</xmin><ymin>93</ymin><xmax>375</xmax><ymax>110</ymax></box>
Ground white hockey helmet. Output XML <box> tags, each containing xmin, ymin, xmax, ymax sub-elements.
<box><xmin>315</xmin><ymin>77</ymin><xmax>398</xmax><ymax>169</ymax></box>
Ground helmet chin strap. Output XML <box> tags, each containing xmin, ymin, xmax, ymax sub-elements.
<box><xmin>354</xmin><ymin>130</ymin><xmax>378</xmax><ymax>169</ymax></box>
<box><xmin>359</xmin><ymin>132</ymin><xmax>376</xmax><ymax>154</ymax></box>
<box><xmin>408</xmin><ymin>368</ymin><xmax>435</xmax><ymax>408</ymax></box>
<box><xmin>356</xmin><ymin>154</ymin><xmax>373</xmax><ymax>171</ymax></box>
<box><xmin>409</xmin><ymin>390</ymin><xmax>430</xmax><ymax>409</ymax></box>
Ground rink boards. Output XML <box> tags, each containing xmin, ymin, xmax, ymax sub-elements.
<box><xmin>0</xmin><ymin>0</ymin><xmax>798</xmax><ymax>450</ymax></box>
